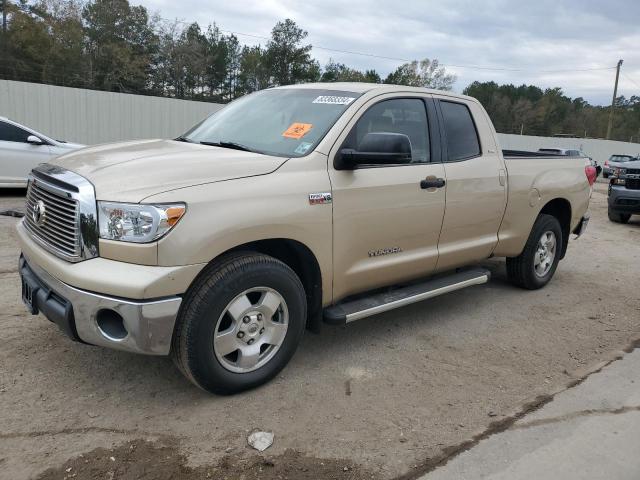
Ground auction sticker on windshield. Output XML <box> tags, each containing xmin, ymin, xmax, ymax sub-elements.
<box><xmin>312</xmin><ymin>96</ymin><xmax>355</xmax><ymax>105</ymax></box>
<box><xmin>283</xmin><ymin>123</ymin><xmax>313</xmax><ymax>139</ymax></box>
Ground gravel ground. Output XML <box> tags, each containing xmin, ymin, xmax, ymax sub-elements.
<box><xmin>1</xmin><ymin>179</ymin><xmax>639</xmax><ymax>480</ymax></box>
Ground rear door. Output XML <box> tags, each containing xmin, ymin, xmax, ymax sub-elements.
<box><xmin>433</xmin><ymin>97</ymin><xmax>507</xmax><ymax>271</ymax></box>
<box><xmin>0</xmin><ymin>121</ymin><xmax>52</xmax><ymax>185</ymax></box>
<box><xmin>329</xmin><ymin>94</ymin><xmax>447</xmax><ymax>301</ymax></box>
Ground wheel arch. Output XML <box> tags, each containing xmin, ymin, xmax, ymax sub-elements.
<box><xmin>538</xmin><ymin>198</ymin><xmax>572</xmax><ymax>259</ymax></box>
<box><xmin>191</xmin><ymin>238</ymin><xmax>324</xmax><ymax>332</ymax></box>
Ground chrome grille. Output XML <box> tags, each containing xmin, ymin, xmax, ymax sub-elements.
<box><xmin>25</xmin><ymin>179</ymin><xmax>80</xmax><ymax>258</ymax></box>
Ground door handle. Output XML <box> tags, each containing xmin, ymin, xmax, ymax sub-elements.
<box><xmin>420</xmin><ymin>177</ymin><xmax>446</xmax><ymax>189</ymax></box>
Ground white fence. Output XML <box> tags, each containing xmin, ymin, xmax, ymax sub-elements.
<box><xmin>0</xmin><ymin>80</ymin><xmax>222</xmax><ymax>145</ymax></box>
<box><xmin>2</xmin><ymin>80</ymin><xmax>639</xmax><ymax>161</ymax></box>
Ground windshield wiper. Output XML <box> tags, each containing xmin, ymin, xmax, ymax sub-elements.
<box><xmin>175</xmin><ymin>135</ymin><xmax>192</xmax><ymax>143</ymax></box>
<box><xmin>200</xmin><ymin>141</ymin><xmax>252</xmax><ymax>152</ymax></box>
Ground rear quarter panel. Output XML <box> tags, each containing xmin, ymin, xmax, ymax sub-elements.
<box><xmin>493</xmin><ymin>156</ymin><xmax>590</xmax><ymax>257</ymax></box>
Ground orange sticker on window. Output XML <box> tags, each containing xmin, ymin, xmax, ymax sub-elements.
<box><xmin>282</xmin><ymin>122</ymin><xmax>313</xmax><ymax>139</ymax></box>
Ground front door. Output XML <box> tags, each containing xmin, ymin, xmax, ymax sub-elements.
<box><xmin>329</xmin><ymin>95</ymin><xmax>447</xmax><ymax>301</ymax></box>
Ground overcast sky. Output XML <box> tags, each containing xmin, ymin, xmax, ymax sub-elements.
<box><xmin>137</xmin><ymin>0</ymin><xmax>640</xmax><ymax>105</ymax></box>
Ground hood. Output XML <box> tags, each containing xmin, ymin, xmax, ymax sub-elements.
<box><xmin>56</xmin><ymin>141</ymin><xmax>85</xmax><ymax>149</ymax></box>
<box><xmin>51</xmin><ymin>139</ymin><xmax>288</xmax><ymax>202</ymax></box>
<box><xmin>621</xmin><ymin>160</ymin><xmax>640</xmax><ymax>169</ymax></box>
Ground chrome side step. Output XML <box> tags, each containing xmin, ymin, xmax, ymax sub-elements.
<box><xmin>323</xmin><ymin>268</ymin><xmax>490</xmax><ymax>325</ymax></box>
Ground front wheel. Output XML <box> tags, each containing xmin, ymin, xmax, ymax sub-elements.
<box><xmin>506</xmin><ymin>214</ymin><xmax>563</xmax><ymax>290</ymax></box>
<box><xmin>172</xmin><ymin>252</ymin><xmax>306</xmax><ymax>394</ymax></box>
<box><xmin>608</xmin><ymin>209</ymin><xmax>631</xmax><ymax>224</ymax></box>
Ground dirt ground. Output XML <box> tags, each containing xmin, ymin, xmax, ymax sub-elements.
<box><xmin>1</xmin><ymin>178</ymin><xmax>639</xmax><ymax>480</ymax></box>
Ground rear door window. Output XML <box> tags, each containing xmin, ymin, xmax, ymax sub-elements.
<box><xmin>0</xmin><ymin>121</ymin><xmax>31</xmax><ymax>143</ymax></box>
<box><xmin>440</xmin><ymin>101</ymin><xmax>481</xmax><ymax>161</ymax></box>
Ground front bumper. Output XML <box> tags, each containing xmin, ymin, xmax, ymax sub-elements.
<box><xmin>19</xmin><ymin>254</ymin><xmax>182</xmax><ymax>355</ymax></box>
<box><xmin>608</xmin><ymin>185</ymin><xmax>640</xmax><ymax>214</ymax></box>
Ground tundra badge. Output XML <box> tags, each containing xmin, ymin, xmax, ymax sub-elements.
<box><xmin>368</xmin><ymin>247</ymin><xmax>402</xmax><ymax>257</ymax></box>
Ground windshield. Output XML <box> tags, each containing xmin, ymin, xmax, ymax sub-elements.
<box><xmin>610</xmin><ymin>155</ymin><xmax>634</xmax><ymax>162</ymax></box>
<box><xmin>183</xmin><ymin>88</ymin><xmax>361</xmax><ymax>157</ymax></box>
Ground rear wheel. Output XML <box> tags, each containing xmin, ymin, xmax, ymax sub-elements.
<box><xmin>172</xmin><ymin>252</ymin><xmax>306</xmax><ymax>394</ymax></box>
<box><xmin>608</xmin><ymin>209</ymin><xmax>631</xmax><ymax>224</ymax></box>
<box><xmin>506</xmin><ymin>214</ymin><xmax>563</xmax><ymax>290</ymax></box>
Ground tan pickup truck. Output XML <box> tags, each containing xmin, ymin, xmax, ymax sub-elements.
<box><xmin>18</xmin><ymin>83</ymin><xmax>595</xmax><ymax>394</ymax></box>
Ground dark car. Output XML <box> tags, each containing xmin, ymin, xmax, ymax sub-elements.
<box><xmin>603</xmin><ymin>154</ymin><xmax>637</xmax><ymax>179</ymax></box>
<box><xmin>608</xmin><ymin>160</ymin><xmax>640</xmax><ymax>223</ymax></box>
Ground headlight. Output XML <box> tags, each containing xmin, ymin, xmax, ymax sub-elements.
<box><xmin>614</xmin><ymin>167</ymin><xmax>627</xmax><ymax>176</ymax></box>
<box><xmin>98</xmin><ymin>202</ymin><xmax>186</xmax><ymax>243</ymax></box>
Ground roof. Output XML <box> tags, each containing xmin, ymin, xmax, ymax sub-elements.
<box><xmin>274</xmin><ymin>82</ymin><xmax>478</xmax><ymax>103</ymax></box>
<box><xmin>274</xmin><ymin>82</ymin><xmax>382</xmax><ymax>93</ymax></box>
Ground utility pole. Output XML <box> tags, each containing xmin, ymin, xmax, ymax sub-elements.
<box><xmin>606</xmin><ymin>59</ymin><xmax>623</xmax><ymax>140</ymax></box>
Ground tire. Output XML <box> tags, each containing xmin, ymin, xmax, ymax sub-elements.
<box><xmin>608</xmin><ymin>209</ymin><xmax>631</xmax><ymax>224</ymax></box>
<box><xmin>506</xmin><ymin>214</ymin><xmax>563</xmax><ymax>290</ymax></box>
<box><xmin>172</xmin><ymin>252</ymin><xmax>306</xmax><ymax>394</ymax></box>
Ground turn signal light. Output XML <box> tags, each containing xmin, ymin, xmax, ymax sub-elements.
<box><xmin>166</xmin><ymin>206</ymin><xmax>186</xmax><ymax>226</ymax></box>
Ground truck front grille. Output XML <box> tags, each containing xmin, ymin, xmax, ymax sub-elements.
<box><xmin>626</xmin><ymin>178</ymin><xmax>640</xmax><ymax>190</ymax></box>
<box><xmin>24</xmin><ymin>180</ymin><xmax>81</xmax><ymax>258</ymax></box>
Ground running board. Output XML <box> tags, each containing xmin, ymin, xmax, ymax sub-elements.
<box><xmin>323</xmin><ymin>268</ymin><xmax>491</xmax><ymax>325</ymax></box>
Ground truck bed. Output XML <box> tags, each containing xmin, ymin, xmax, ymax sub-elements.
<box><xmin>502</xmin><ymin>150</ymin><xmax>568</xmax><ymax>158</ymax></box>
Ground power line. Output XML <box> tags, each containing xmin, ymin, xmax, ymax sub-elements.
<box><xmin>162</xmin><ymin>17</ymin><xmax>617</xmax><ymax>74</ymax></box>
<box><xmin>223</xmin><ymin>28</ymin><xmax>617</xmax><ymax>73</ymax></box>
<box><xmin>442</xmin><ymin>63</ymin><xmax>616</xmax><ymax>73</ymax></box>
<box><xmin>622</xmin><ymin>73</ymin><xmax>640</xmax><ymax>91</ymax></box>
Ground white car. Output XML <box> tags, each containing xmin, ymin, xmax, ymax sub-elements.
<box><xmin>0</xmin><ymin>117</ymin><xmax>85</xmax><ymax>188</ymax></box>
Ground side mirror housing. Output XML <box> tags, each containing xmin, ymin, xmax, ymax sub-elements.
<box><xmin>26</xmin><ymin>135</ymin><xmax>44</xmax><ymax>145</ymax></box>
<box><xmin>334</xmin><ymin>132</ymin><xmax>412</xmax><ymax>170</ymax></box>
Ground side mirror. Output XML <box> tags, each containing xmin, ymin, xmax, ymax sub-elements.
<box><xmin>334</xmin><ymin>132</ymin><xmax>412</xmax><ymax>170</ymax></box>
<box><xmin>26</xmin><ymin>135</ymin><xmax>44</xmax><ymax>145</ymax></box>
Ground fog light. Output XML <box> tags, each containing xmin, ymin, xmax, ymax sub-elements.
<box><xmin>96</xmin><ymin>309</ymin><xmax>128</xmax><ymax>340</ymax></box>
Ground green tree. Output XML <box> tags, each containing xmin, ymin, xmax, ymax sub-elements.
<box><xmin>83</xmin><ymin>0</ymin><xmax>158</xmax><ymax>92</ymax></box>
<box><xmin>204</xmin><ymin>24</ymin><xmax>233</xmax><ymax>101</ymax></box>
<box><xmin>2</xmin><ymin>0</ymin><xmax>50</xmax><ymax>82</ymax></box>
<box><xmin>320</xmin><ymin>59</ymin><xmax>381</xmax><ymax>83</ymax></box>
<box><xmin>265</xmin><ymin>19</ymin><xmax>319</xmax><ymax>86</ymax></box>
<box><xmin>385</xmin><ymin>58</ymin><xmax>455</xmax><ymax>90</ymax></box>
<box><xmin>238</xmin><ymin>45</ymin><xmax>270</xmax><ymax>94</ymax></box>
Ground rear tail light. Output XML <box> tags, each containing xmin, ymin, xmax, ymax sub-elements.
<box><xmin>585</xmin><ymin>165</ymin><xmax>597</xmax><ymax>186</ymax></box>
